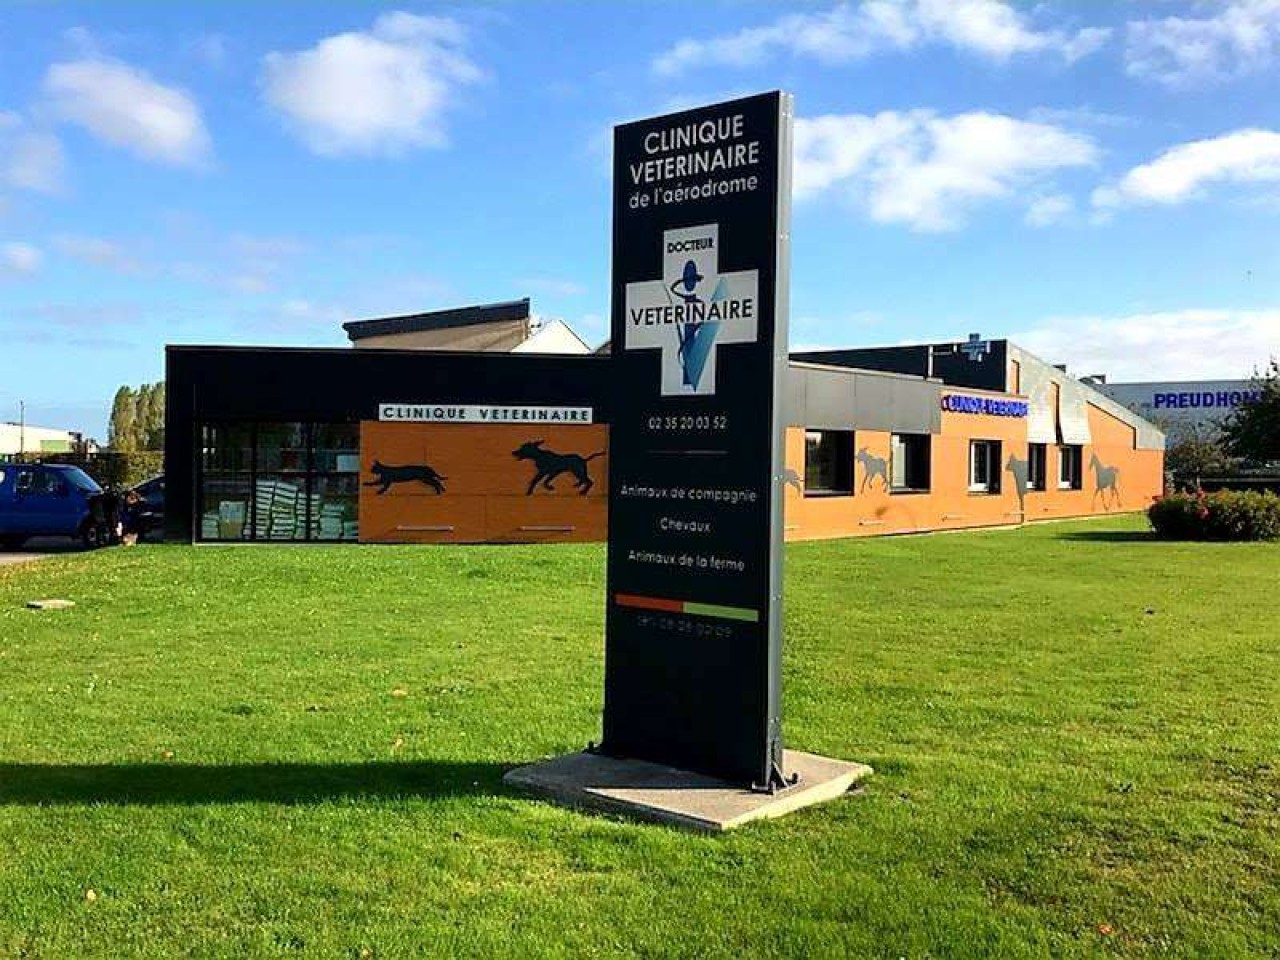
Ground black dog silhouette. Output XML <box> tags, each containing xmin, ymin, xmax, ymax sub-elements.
<box><xmin>364</xmin><ymin>460</ymin><xmax>446</xmax><ymax>495</ymax></box>
<box><xmin>513</xmin><ymin>440</ymin><xmax>606</xmax><ymax>495</ymax></box>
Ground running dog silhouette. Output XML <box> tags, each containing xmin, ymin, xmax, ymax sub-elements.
<box><xmin>1006</xmin><ymin>454</ymin><xmax>1029</xmax><ymax>517</ymax></box>
<box><xmin>855</xmin><ymin>447</ymin><xmax>888</xmax><ymax>492</ymax></box>
<box><xmin>513</xmin><ymin>440</ymin><xmax>606</xmax><ymax>495</ymax></box>
<box><xmin>364</xmin><ymin>460</ymin><xmax>446</xmax><ymax>495</ymax></box>
<box><xmin>1090</xmin><ymin>453</ymin><xmax>1121</xmax><ymax>509</ymax></box>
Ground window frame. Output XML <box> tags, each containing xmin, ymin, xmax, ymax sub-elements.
<box><xmin>803</xmin><ymin>429</ymin><xmax>854</xmax><ymax>498</ymax></box>
<box><xmin>1027</xmin><ymin>443</ymin><xmax>1047</xmax><ymax>492</ymax></box>
<box><xmin>968</xmin><ymin>439</ymin><xmax>1002</xmax><ymax>495</ymax></box>
<box><xmin>1058</xmin><ymin>444</ymin><xmax>1083</xmax><ymax>491</ymax></box>
<box><xmin>890</xmin><ymin>432</ymin><xmax>932</xmax><ymax>494</ymax></box>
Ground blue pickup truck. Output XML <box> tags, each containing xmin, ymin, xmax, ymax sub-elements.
<box><xmin>0</xmin><ymin>463</ymin><xmax>117</xmax><ymax>550</ymax></box>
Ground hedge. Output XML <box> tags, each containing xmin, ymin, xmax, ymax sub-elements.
<box><xmin>14</xmin><ymin>452</ymin><xmax>164</xmax><ymax>490</ymax></box>
<box><xmin>1148</xmin><ymin>489</ymin><xmax>1280</xmax><ymax>541</ymax></box>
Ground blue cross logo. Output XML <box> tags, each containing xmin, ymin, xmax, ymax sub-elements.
<box><xmin>960</xmin><ymin>333</ymin><xmax>991</xmax><ymax>363</ymax></box>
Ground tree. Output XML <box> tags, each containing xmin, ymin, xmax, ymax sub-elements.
<box><xmin>1166</xmin><ymin>435</ymin><xmax>1230</xmax><ymax>479</ymax></box>
<box><xmin>109</xmin><ymin>386</ymin><xmax>137</xmax><ymax>452</ymax></box>
<box><xmin>107</xmin><ymin>381</ymin><xmax>166</xmax><ymax>451</ymax></box>
<box><xmin>1222</xmin><ymin>360</ymin><xmax>1280</xmax><ymax>465</ymax></box>
<box><xmin>143</xmin><ymin>381</ymin><xmax>166</xmax><ymax>450</ymax></box>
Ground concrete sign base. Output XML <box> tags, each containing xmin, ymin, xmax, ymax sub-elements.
<box><xmin>504</xmin><ymin>749</ymin><xmax>871</xmax><ymax>833</ymax></box>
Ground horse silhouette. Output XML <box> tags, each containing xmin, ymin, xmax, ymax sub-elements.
<box><xmin>782</xmin><ymin>468</ymin><xmax>803</xmax><ymax>495</ymax></box>
<box><xmin>1006</xmin><ymin>454</ymin><xmax>1029</xmax><ymax>517</ymax></box>
<box><xmin>855</xmin><ymin>447</ymin><xmax>888</xmax><ymax>493</ymax></box>
<box><xmin>1090</xmin><ymin>453</ymin><xmax>1121</xmax><ymax>509</ymax></box>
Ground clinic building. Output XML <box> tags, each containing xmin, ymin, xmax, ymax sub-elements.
<box><xmin>164</xmin><ymin>301</ymin><xmax>1164</xmax><ymax>544</ymax></box>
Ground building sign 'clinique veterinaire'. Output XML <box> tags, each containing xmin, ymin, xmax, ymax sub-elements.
<box><xmin>603</xmin><ymin>92</ymin><xmax>793</xmax><ymax>789</ymax></box>
<box><xmin>941</xmin><ymin>395</ymin><xmax>1029</xmax><ymax>417</ymax></box>
<box><xmin>378</xmin><ymin>404</ymin><xmax>594</xmax><ymax>424</ymax></box>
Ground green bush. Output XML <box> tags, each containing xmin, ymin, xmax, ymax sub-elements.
<box><xmin>28</xmin><ymin>451</ymin><xmax>164</xmax><ymax>490</ymax></box>
<box><xmin>1149</xmin><ymin>490</ymin><xmax>1280</xmax><ymax>541</ymax></box>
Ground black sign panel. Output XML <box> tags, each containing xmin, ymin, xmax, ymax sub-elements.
<box><xmin>602</xmin><ymin>92</ymin><xmax>793</xmax><ymax>787</ymax></box>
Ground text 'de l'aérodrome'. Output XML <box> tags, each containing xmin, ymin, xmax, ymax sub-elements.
<box><xmin>626</xmin><ymin>112</ymin><xmax>763</xmax><ymax>210</ymax></box>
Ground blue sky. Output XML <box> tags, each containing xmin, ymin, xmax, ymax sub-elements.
<box><xmin>2</xmin><ymin>0</ymin><xmax>1278</xmax><ymax>436</ymax></box>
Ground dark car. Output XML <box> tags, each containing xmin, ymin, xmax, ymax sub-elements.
<box><xmin>0</xmin><ymin>463</ymin><xmax>118</xmax><ymax>549</ymax></box>
<box><xmin>128</xmin><ymin>475</ymin><xmax>165</xmax><ymax>537</ymax></box>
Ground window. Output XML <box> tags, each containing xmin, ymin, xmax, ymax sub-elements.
<box><xmin>804</xmin><ymin>430</ymin><xmax>853</xmax><ymax>496</ymax></box>
<box><xmin>16</xmin><ymin>469</ymin><xmax>67</xmax><ymax>496</ymax></box>
<box><xmin>253</xmin><ymin>422</ymin><xmax>309</xmax><ymax>540</ymax></box>
<box><xmin>30</xmin><ymin>471</ymin><xmax>67</xmax><ymax>496</ymax></box>
<box><xmin>890</xmin><ymin>433</ymin><xmax>931</xmax><ymax>492</ymax></box>
<box><xmin>1028</xmin><ymin>443</ymin><xmax>1047</xmax><ymax>491</ymax></box>
<box><xmin>64</xmin><ymin>467</ymin><xmax>100</xmax><ymax>493</ymax></box>
<box><xmin>969</xmin><ymin>440</ymin><xmax>1002</xmax><ymax>494</ymax></box>
<box><xmin>201</xmin><ymin>424</ymin><xmax>253</xmax><ymax>541</ymax></box>
<box><xmin>1058</xmin><ymin>444</ymin><xmax>1083</xmax><ymax>490</ymax></box>
<box><xmin>197</xmin><ymin>422</ymin><xmax>360</xmax><ymax>542</ymax></box>
<box><xmin>310</xmin><ymin>423</ymin><xmax>360</xmax><ymax>542</ymax></box>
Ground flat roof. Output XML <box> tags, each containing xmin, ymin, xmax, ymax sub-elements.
<box><xmin>342</xmin><ymin>298</ymin><xmax>531</xmax><ymax>342</ymax></box>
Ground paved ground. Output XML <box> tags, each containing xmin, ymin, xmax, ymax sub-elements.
<box><xmin>0</xmin><ymin>537</ymin><xmax>79</xmax><ymax>567</ymax></box>
<box><xmin>0</xmin><ymin>553</ymin><xmax>42</xmax><ymax>567</ymax></box>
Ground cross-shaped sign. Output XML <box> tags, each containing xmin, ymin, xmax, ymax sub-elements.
<box><xmin>624</xmin><ymin>224</ymin><xmax>759</xmax><ymax>396</ymax></box>
<box><xmin>960</xmin><ymin>332</ymin><xmax>991</xmax><ymax>363</ymax></box>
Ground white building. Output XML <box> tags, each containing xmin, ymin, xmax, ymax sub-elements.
<box><xmin>1092</xmin><ymin>379</ymin><xmax>1260</xmax><ymax>443</ymax></box>
<box><xmin>342</xmin><ymin>298</ymin><xmax>591</xmax><ymax>355</ymax></box>
<box><xmin>0</xmin><ymin>422</ymin><xmax>79</xmax><ymax>456</ymax></box>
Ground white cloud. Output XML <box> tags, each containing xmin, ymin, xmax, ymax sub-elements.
<box><xmin>273</xmin><ymin>298</ymin><xmax>350</xmax><ymax>327</ymax></box>
<box><xmin>1</xmin><ymin>241</ymin><xmax>42</xmax><ymax>276</ymax></box>
<box><xmin>261</xmin><ymin>11</ymin><xmax>482</xmax><ymax>156</ymax></box>
<box><xmin>1093</xmin><ymin>128</ymin><xmax>1280</xmax><ymax>209</ymax></box>
<box><xmin>0</xmin><ymin>112</ymin><xmax>67</xmax><ymax>194</ymax></box>
<box><xmin>7</xmin><ymin>131</ymin><xmax>67</xmax><ymax>194</ymax></box>
<box><xmin>1024</xmin><ymin>193</ymin><xmax>1074</xmax><ymax>227</ymax></box>
<box><xmin>166</xmin><ymin>231</ymin><xmax>305</xmax><ymax>294</ymax></box>
<box><xmin>794</xmin><ymin>110</ymin><xmax>1096</xmax><ymax>231</ymax></box>
<box><xmin>43</xmin><ymin>56</ymin><xmax>211</xmax><ymax>166</ymax></box>
<box><xmin>654</xmin><ymin>0</ymin><xmax>1109</xmax><ymax>75</ymax></box>
<box><xmin>191</xmin><ymin>34</ymin><xmax>230</xmax><ymax>70</ymax></box>
<box><xmin>1126</xmin><ymin>0</ymin><xmax>1280</xmax><ymax>87</ymax></box>
<box><xmin>1013</xmin><ymin>309</ymin><xmax>1280</xmax><ymax>381</ymax></box>
<box><xmin>52</xmin><ymin>234</ymin><xmax>143</xmax><ymax>273</ymax></box>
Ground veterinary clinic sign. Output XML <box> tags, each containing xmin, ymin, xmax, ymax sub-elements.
<box><xmin>378</xmin><ymin>404</ymin><xmax>594</xmax><ymax>424</ymax></box>
<box><xmin>604</xmin><ymin>92</ymin><xmax>793</xmax><ymax>789</ymax></box>
<box><xmin>941</xmin><ymin>394</ymin><xmax>1028</xmax><ymax>417</ymax></box>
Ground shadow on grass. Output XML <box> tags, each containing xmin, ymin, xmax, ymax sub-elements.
<box><xmin>0</xmin><ymin>761</ymin><xmax>512</xmax><ymax>806</ymax></box>
<box><xmin>1059</xmin><ymin>530</ymin><xmax>1157</xmax><ymax>543</ymax></box>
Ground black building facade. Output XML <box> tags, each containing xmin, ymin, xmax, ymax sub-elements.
<box><xmin>165</xmin><ymin>346</ymin><xmax>613</xmax><ymax>543</ymax></box>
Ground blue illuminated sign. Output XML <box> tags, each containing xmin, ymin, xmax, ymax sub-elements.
<box><xmin>941</xmin><ymin>394</ymin><xmax>1029</xmax><ymax>417</ymax></box>
<box><xmin>1153</xmin><ymin>390</ymin><xmax>1260</xmax><ymax>410</ymax></box>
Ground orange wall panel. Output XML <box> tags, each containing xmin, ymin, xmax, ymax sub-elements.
<box><xmin>352</xmin><ymin>394</ymin><xmax>1162</xmax><ymax>545</ymax></box>
<box><xmin>359</xmin><ymin>421</ymin><xmax>608</xmax><ymax>543</ymax></box>
<box><xmin>783</xmin><ymin>395</ymin><xmax>1163</xmax><ymax>541</ymax></box>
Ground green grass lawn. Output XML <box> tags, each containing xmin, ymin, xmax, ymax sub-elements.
<box><xmin>0</xmin><ymin>515</ymin><xmax>1276</xmax><ymax>958</ymax></box>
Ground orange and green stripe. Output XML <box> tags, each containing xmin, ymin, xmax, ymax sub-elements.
<box><xmin>614</xmin><ymin>593</ymin><xmax>759</xmax><ymax>623</ymax></box>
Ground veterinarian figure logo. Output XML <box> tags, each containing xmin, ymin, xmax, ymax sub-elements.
<box><xmin>624</xmin><ymin>223</ymin><xmax>759</xmax><ymax>396</ymax></box>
